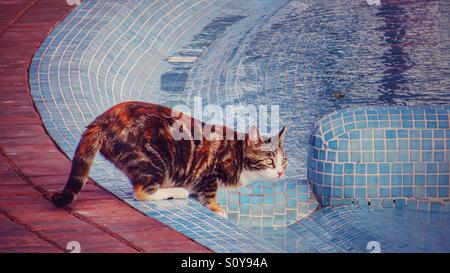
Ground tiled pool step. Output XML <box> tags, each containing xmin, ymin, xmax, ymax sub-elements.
<box><xmin>218</xmin><ymin>180</ymin><xmax>320</xmax><ymax>228</ymax></box>
<box><xmin>308</xmin><ymin>106</ymin><xmax>450</xmax><ymax>211</ymax></box>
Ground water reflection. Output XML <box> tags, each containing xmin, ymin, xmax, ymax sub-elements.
<box><xmin>186</xmin><ymin>0</ymin><xmax>450</xmax><ymax>178</ymax></box>
<box><xmin>377</xmin><ymin>2</ymin><xmax>412</xmax><ymax>104</ymax></box>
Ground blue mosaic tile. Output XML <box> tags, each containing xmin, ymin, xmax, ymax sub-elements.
<box><xmin>308</xmin><ymin>106</ymin><xmax>450</xmax><ymax>213</ymax></box>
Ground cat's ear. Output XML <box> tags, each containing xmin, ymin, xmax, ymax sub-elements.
<box><xmin>247</xmin><ymin>125</ymin><xmax>261</xmax><ymax>145</ymax></box>
<box><xmin>278</xmin><ymin>126</ymin><xmax>286</xmax><ymax>144</ymax></box>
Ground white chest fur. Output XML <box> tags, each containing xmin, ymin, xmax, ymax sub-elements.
<box><xmin>238</xmin><ymin>169</ymin><xmax>260</xmax><ymax>187</ymax></box>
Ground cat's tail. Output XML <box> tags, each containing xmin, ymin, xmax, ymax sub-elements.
<box><xmin>51</xmin><ymin>123</ymin><xmax>104</xmax><ymax>207</ymax></box>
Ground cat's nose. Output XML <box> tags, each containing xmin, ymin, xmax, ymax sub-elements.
<box><xmin>277</xmin><ymin>172</ymin><xmax>284</xmax><ymax>177</ymax></box>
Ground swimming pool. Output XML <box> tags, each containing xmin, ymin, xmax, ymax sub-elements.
<box><xmin>30</xmin><ymin>0</ymin><xmax>450</xmax><ymax>252</ymax></box>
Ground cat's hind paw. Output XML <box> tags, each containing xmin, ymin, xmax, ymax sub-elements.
<box><xmin>134</xmin><ymin>187</ymin><xmax>190</xmax><ymax>201</ymax></box>
<box><xmin>171</xmin><ymin>187</ymin><xmax>190</xmax><ymax>199</ymax></box>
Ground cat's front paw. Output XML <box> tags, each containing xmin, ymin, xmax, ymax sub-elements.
<box><xmin>216</xmin><ymin>208</ymin><xmax>228</xmax><ymax>218</ymax></box>
<box><xmin>207</xmin><ymin>203</ymin><xmax>228</xmax><ymax>218</ymax></box>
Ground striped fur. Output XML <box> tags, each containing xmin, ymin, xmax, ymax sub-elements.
<box><xmin>52</xmin><ymin>101</ymin><xmax>287</xmax><ymax>215</ymax></box>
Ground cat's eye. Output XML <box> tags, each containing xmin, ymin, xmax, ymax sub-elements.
<box><xmin>282</xmin><ymin>158</ymin><xmax>288</xmax><ymax>165</ymax></box>
<box><xmin>264</xmin><ymin>158</ymin><xmax>274</xmax><ymax>166</ymax></box>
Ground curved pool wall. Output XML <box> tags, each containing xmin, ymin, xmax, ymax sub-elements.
<box><xmin>29</xmin><ymin>0</ymin><xmax>293</xmax><ymax>252</ymax></box>
<box><xmin>308</xmin><ymin>106</ymin><xmax>450</xmax><ymax>210</ymax></box>
<box><xmin>29</xmin><ymin>0</ymin><xmax>450</xmax><ymax>252</ymax></box>
<box><xmin>217</xmin><ymin>180</ymin><xmax>319</xmax><ymax>228</ymax></box>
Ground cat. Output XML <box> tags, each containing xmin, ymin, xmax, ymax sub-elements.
<box><xmin>51</xmin><ymin>101</ymin><xmax>288</xmax><ymax>217</ymax></box>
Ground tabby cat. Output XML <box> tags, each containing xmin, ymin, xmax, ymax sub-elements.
<box><xmin>52</xmin><ymin>101</ymin><xmax>288</xmax><ymax>216</ymax></box>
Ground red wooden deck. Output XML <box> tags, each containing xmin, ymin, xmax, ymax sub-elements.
<box><xmin>0</xmin><ymin>0</ymin><xmax>210</xmax><ymax>253</ymax></box>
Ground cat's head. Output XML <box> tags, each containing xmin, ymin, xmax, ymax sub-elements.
<box><xmin>240</xmin><ymin>126</ymin><xmax>288</xmax><ymax>185</ymax></box>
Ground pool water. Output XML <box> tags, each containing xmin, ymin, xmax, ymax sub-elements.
<box><xmin>251</xmin><ymin>207</ymin><xmax>450</xmax><ymax>253</ymax></box>
<box><xmin>29</xmin><ymin>0</ymin><xmax>450</xmax><ymax>252</ymax></box>
<box><xmin>186</xmin><ymin>0</ymin><xmax>450</xmax><ymax>178</ymax></box>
